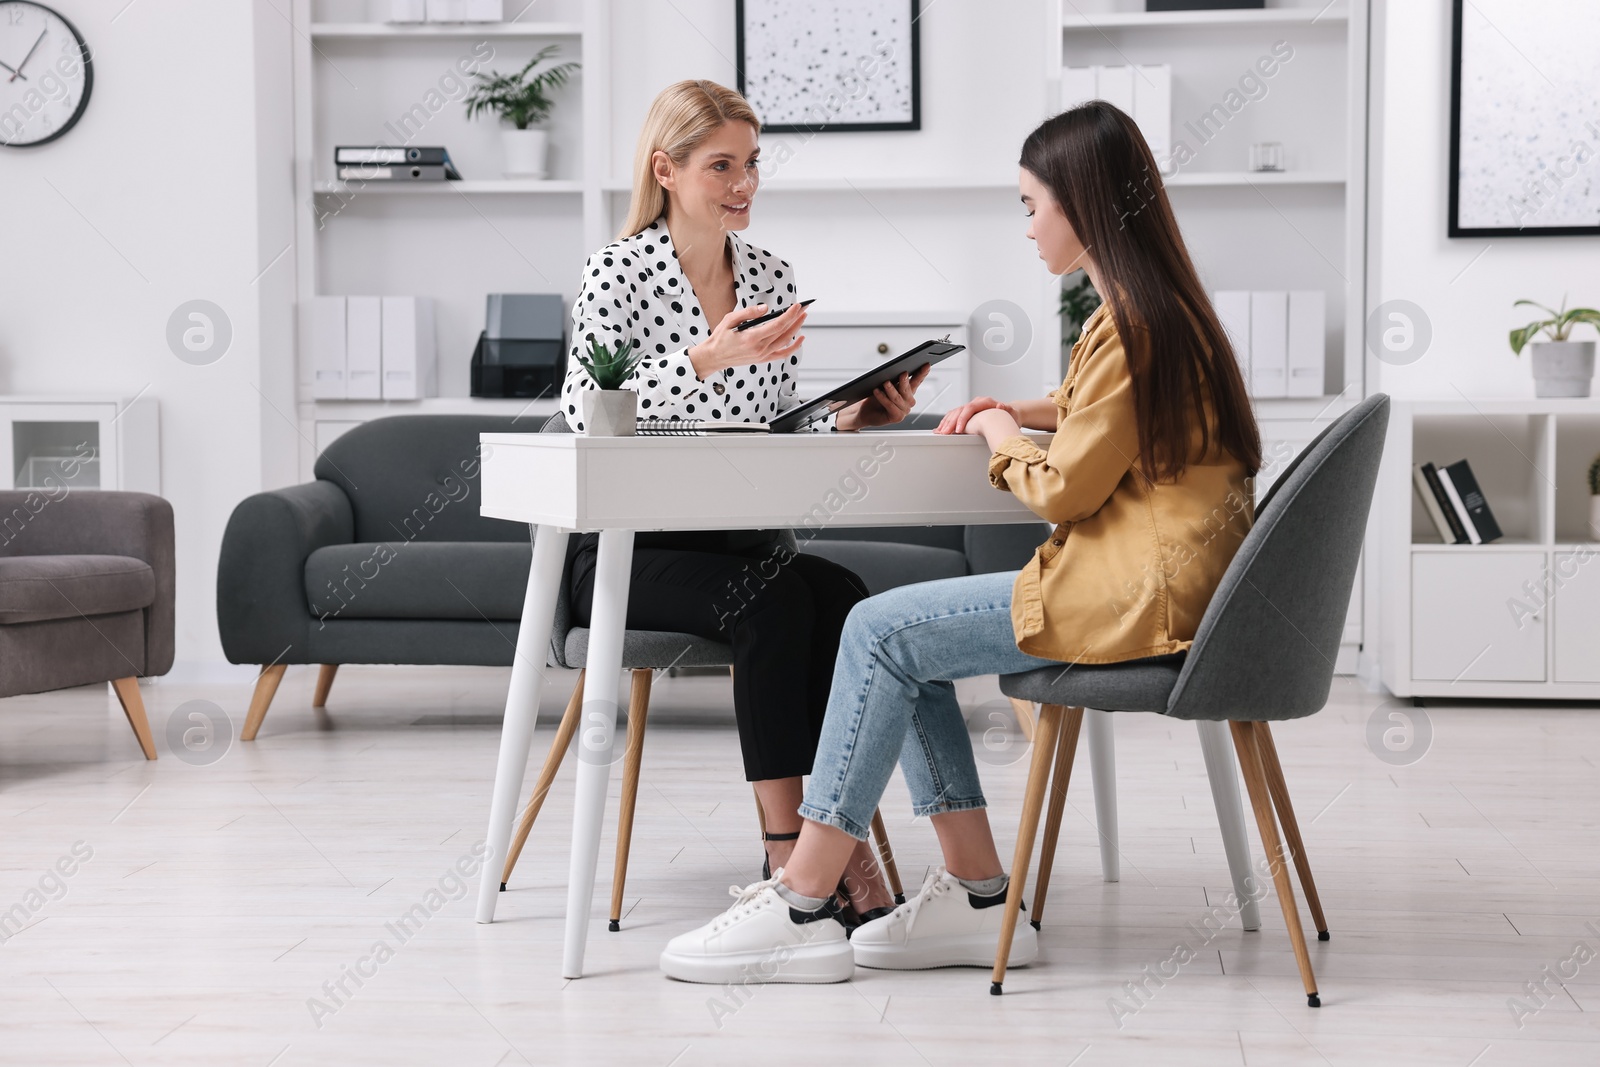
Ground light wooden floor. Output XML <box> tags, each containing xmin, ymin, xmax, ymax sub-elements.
<box><xmin>2</xmin><ymin>665</ymin><xmax>1598</xmax><ymax>1066</ymax></box>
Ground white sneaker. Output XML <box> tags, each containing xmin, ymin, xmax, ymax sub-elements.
<box><xmin>851</xmin><ymin>867</ymin><xmax>1038</xmax><ymax>970</ymax></box>
<box><xmin>659</xmin><ymin>870</ymin><xmax>854</xmax><ymax>985</ymax></box>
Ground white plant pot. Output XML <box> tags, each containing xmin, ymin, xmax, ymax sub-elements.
<box><xmin>1528</xmin><ymin>340</ymin><xmax>1595</xmax><ymax>398</ymax></box>
<box><xmin>501</xmin><ymin>128</ymin><xmax>548</xmax><ymax>179</ymax></box>
<box><xmin>578</xmin><ymin>389</ymin><xmax>636</xmax><ymax>436</ymax></box>
<box><xmin>1590</xmin><ymin>495</ymin><xmax>1600</xmax><ymax>540</ymax></box>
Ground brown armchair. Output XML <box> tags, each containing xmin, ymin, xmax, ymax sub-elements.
<box><xmin>0</xmin><ymin>490</ymin><xmax>175</xmax><ymax>759</ymax></box>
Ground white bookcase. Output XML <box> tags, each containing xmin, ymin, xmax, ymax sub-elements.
<box><xmin>289</xmin><ymin>0</ymin><xmax>600</xmax><ymax>477</ymax></box>
<box><xmin>1380</xmin><ymin>399</ymin><xmax>1600</xmax><ymax>698</ymax></box>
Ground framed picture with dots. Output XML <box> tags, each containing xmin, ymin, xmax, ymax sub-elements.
<box><xmin>1447</xmin><ymin>0</ymin><xmax>1600</xmax><ymax>236</ymax></box>
<box><xmin>736</xmin><ymin>0</ymin><xmax>920</xmax><ymax>134</ymax></box>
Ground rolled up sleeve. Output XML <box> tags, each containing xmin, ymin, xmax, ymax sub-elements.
<box><xmin>987</xmin><ymin>342</ymin><xmax>1140</xmax><ymax>525</ymax></box>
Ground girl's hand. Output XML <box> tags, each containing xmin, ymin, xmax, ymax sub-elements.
<box><xmin>836</xmin><ymin>364</ymin><xmax>930</xmax><ymax>431</ymax></box>
<box><xmin>963</xmin><ymin>406</ymin><xmax>1024</xmax><ymax>450</ymax></box>
<box><xmin>935</xmin><ymin>396</ymin><xmax>1021</xmax><ymax>435</ymax></box>
<box><xmin>688</xmin><ymin>303</ymin><xmax>809</xmax><ymax>378</ymax></box>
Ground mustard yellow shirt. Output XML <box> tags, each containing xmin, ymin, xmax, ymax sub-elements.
<box><xmin>988</xmin><ymin>305</ymin><xmax>1254</xmax><ymax>664</ymax></box>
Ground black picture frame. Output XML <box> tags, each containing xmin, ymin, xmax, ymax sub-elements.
<box><xmin>1448</xmin><ymin>0</ymin><xmax>1600</xmax><ymax>237</ymax></box>
<box><xmin>736</xmin><ymin>0</ymin><xmax>921</xmax><ymax>134</ymax></box>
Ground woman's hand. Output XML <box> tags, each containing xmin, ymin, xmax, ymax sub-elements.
<box><xmin>935</xmin><ymin>397</ymin><xmax>1022</xmax><ymax>435</ymax></box>
<box><xmin>687</xmin><ymin>303</ymin><xmax>808</xmax><ymax>378</ymax></box>
<box><xmin>959</xmin><ymin>406</ymin><xmax>1024</xmax><ymax>452</ymax></box>
<box><xmin>835</xmin><ymin>364</ymin><xmax>929</xmax><ymax>432</ymax></box>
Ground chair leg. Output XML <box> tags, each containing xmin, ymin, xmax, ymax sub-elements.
<box><xmin>1197</xmin><ymin>719</ymin><xmax>1262</xmax><ymax>932</ymax></box>
<box><xmin>1008</xmin><ymin>697</ymin><xmax>1036</xmax><ymax>743</ymax></box>
<box><xmin>870</xmin><ymin>808</ymin><xmax>906</xmax><ymax>904</ymax></box>
<box><xmin>500</xmin><ymin>671</ymin><xmax>586</xmax><ymax>890</ymax></box>
<box><xmin>110</xmin><ymin>677</ymin><xmax>157</xmax><ymax>760</ymax></box>
<box><xmin>1031</xmin><ymin>706</ymin><xmax>1084</xmax><ymax>930</ymax></box>
<box><xmin>240</xmin><ymin>664</ymin><xmax>288</xmax><ymax>742</ymax></box>
<box><xmin>1230</xmin><ymin>721</ymin><xmax>1321</xmax><ymax>1008</ymax></box>
<box><xmin>1085</xmin><ymin>708</ymin><xmax>1120</xmax><ymax>883</ymax></box>
<box><xmin>1254</xmin><ymin>722</ymin><xmax>1329</xmax><ymax>940</ymax></box>
<box><xmin>312</xmin><ymin>664</ymin><xmax>338</xmax><ymax>708</ymax></box>
<box><xmin>609</xmin><ymin>669</ymin><xmax>654</xmax><ymax>931</ymax></box>
<box><xmin>991</xmin><ymin>703</ymin><xmax>1066</xmax><ymax>995</ymax></box>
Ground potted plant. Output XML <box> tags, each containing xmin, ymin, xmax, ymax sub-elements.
<box><xmin>1590</xmin><ymin>452</ymin><xmax>1600</xmax><ymax>540</ymax></box>
<box><xmin>463</xmin><ymin>45</ymin><xmax>579</xmax><ymax>179</ymax></box>
<box><xmin>1059</xmin><ymin>271</ymin><xmax>1101</xmax><ymax>349</ymax></box>
<box><xmin>1508</xmin><ymin>296</ymin><xmax>1600</xmax><ymax>398</ymax></box>
<box><xmin>574</xmin><ymin>336</ymin><xmax>643</xmax><ymax>436</ymax></box>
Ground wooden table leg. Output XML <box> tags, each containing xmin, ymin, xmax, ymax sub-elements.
<box><xmin>474</xmin><ymin>525</ymin><xmax>570</xmax><ymax>924</ymax></box>
<box><xmin>562</xmin><ymin>528</ymin><xmax>634</xmax><ymax>979</ymax></box>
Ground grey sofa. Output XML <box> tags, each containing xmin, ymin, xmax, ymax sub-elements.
<box><xmin>0</xmin><ymin>490</ymin><xmax>175</xmax><ymax>759</ymax></box>
<box><xmin>217</xmin><ymin>414</ymin><xmax>1046</xmax><ymax>739</ymax></box>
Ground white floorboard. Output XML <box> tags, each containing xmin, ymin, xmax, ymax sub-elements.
<box><xmin>2</xmin><ymin>665</ymin><xmax>1598</xmax><ymax>1065</ymax></box>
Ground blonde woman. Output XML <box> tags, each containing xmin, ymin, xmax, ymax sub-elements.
<box><xmin>560</xmin><ymin>80</ymin><xmax>925</xmax><ymax>919</ymax></box>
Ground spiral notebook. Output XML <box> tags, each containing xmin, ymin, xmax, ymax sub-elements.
<box><xmin>635</xmin><ymin>419</ymin><xmax>770</xmax><ymax>436</ymax></box>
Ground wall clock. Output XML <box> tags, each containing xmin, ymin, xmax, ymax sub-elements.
<box><xmin>0</xmin><ymin>1</ymin><xmax>92</xmax><ymax>148</ymax></box>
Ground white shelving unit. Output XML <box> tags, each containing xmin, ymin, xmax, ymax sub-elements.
<box><xmin>289</xmin><ymin>0</ymin><xmax>601</xmax><ymax>477</ymax></box>
<box><xmin>1380</xmin><ymin>399</ymin><xmax>1600</xmax><ymax>698</ymax></box>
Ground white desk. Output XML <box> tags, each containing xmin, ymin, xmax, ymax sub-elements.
<box><xmin>472</xmin><ymin>430</ymin><xmax>1044</xmax><ymax>978</ymax></box>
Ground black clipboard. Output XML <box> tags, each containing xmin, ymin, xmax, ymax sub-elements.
<box><xmin>769</xmin><ymin>339</ymin><xmax>964</xmax><ymax>433</ymax></box>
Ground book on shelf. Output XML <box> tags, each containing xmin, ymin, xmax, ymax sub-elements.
<box><xmin>635</xmin><ymin>419</ymin><xmax>768</xmax><ymax>436</ymax></box>
<box><xmin>1437</xmin><ymin>459</ymin><xmax>1503</xmax><ymax>544</ymax></box>
<box><xmin>1413</xmin><ymin>462</ymin><xmax>1468</xmax><ymax>544</ymax></box>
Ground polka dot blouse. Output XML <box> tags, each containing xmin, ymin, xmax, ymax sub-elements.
<box><xmin>561</xmin><ymin>218</ymin><xmax>829</xmax><ymax>432</ymax></box>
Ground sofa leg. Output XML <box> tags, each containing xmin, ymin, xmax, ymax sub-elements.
<box><xmin>312</xmin><ymin>664</ymin><xmax>338</xmax><ymax>708</ymax></box>
<box><xmin>110</xmin><ymin>677</ymin><xmax>157</xmax><ymax>760</ymax></box>
<box><xmin>241</xmin><ymin>664</ymin><xmax>288</xmax><ymax>741</ymax></box>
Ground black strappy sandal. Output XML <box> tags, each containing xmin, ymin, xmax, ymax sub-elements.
<box><xmin>761</xmin><ymin>830</ymin><xmax>800</xmax><ymax>881</ymax></box>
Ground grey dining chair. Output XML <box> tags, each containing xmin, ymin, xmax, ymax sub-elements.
<box><xmin>989</xmin><ymin>393</ymin><xmax>1390</xmax><ymax>1007</ymax></box>
<box><xmin>497</xmin><ymin>414</ymin><xmax>906</xmax><ymax>928</ymax></box>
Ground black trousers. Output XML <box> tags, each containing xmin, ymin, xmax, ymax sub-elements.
<box><xmin>570</xmin><ymin>536</ymin><xmax>869</xmax><ymax>782</ymax></box>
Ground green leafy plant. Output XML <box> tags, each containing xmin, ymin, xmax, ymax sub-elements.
<box><xmin>1059</xmin><ymin>271</ymin><xmax>1102</xmax><ymax>348</ymax></box>
<box><xmin>463</xmin><ymin>45</ymin><xmax>579</xmax><ymax>130</ymax></box>
<box><xmin>575</xmin><ymin>336</ymin><xmax>642</xmax><ymax>390</ymax></box>
<box><xmin>1589</xmin><ymin>453</ymin><xmax>1600</xmax><ymax>496</ymax></box>
<box><xmin>1508</xmin><ymin>296</ymin><xmax>1600</xmax><ymax>356</ymax></box>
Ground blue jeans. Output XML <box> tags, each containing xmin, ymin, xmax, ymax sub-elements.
<box><xmin>797</xmin><ymin>571</ymin><xmax>1061</xmax><ymax>840</ymax></box>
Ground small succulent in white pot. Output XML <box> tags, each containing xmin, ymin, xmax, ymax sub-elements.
<box><xmin>1509</xmin><ymin>297</ymin><xmax>1600</xmax><ymax>398</ymax></box>
<box><xmin>574</xmin><ymin>336</ymin><xmax>643</xmax><ymax>436</ymax></box>
<box><xmin>463</xmin><ymin>45</ymin><xmax>579</xmax><ymax>179</ymax></box>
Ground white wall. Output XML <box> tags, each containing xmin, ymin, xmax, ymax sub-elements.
<box><xmin>1368</xmin><ymin>1</ymin><xmax>1600</xmax><ymax>400</ymax></box>
<box><xmin>0</xmin><ymin>0</ymin><xmax>295</xmax><ymax>672</ymax></box>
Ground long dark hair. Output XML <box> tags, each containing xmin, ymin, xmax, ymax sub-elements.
<box><xmin>1020</xmin><ymin>102</ymin><xmax>1261</xmax><ymax>480</ymax></box>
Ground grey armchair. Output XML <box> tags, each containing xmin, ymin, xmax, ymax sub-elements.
<box><xmin>218</xmin><ymin>413</ymin><xmax>1046</xmax><ymax>742</ymax></box>
<box><xmin>0</xmin><ymin>490</ymin><xmax>175</xmax><ymax>759</ymax></box>
<box><xmin>987</xmin><ymin>394</ymin><xmax>1391</xmax><ymax>1005</ymax></box>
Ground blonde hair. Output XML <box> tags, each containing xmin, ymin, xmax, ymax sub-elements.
<box><xmin>620</xmin><ymin>80</ymin><xmax>760</xmax><ymax>239</ymax></box>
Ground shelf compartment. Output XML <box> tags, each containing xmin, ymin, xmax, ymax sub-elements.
<box><xmin>310</xmin><ymin>22</ymin><xmax>583</xmax><ymax>38</ymax></box>
<box><xmin>313</xmin><ymin>179</ymin><xmax>583</xmax><ymax>196</ymax></box>
<box><xmin>1061</xmin><ymin>6</ymin><xmax>1347</xmax><ymax>31</ymax></box>
<box><xmin>1410</xmin><ymin>412</ymin><xmax>1553</xmax><ymax>545</ymax></box>
<box><xmin>1166</xmin><ymin>170</ymin><xmax>1344</xmax><ymax>186</ymax></box>
<box><xmin>1554</xmin><ymin>412</ymin><xmax>1600</xmax><ymax>543</ymax></box>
